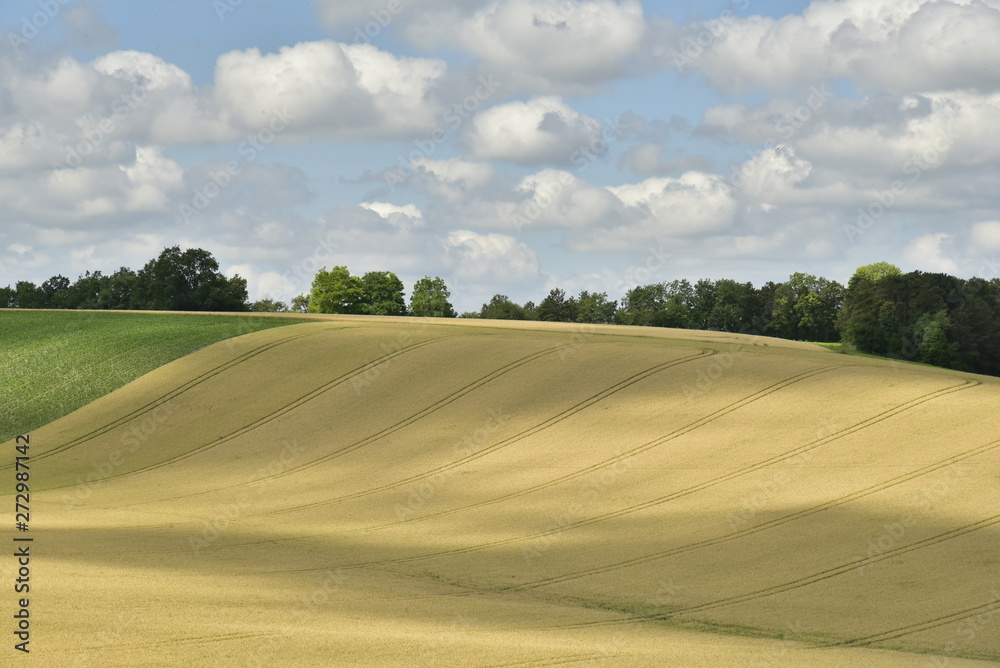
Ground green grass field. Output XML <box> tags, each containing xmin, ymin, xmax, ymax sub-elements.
<box><xmin>2</xmin><ymin>314</ymin><xmax>998</xmax><ymax>666</ymax></box>
<box><xmin>0</xmin><ymin>310</ymin><xmax>305</xmax><ymax>443</ymax></box>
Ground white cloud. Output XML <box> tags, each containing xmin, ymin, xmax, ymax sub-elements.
<box><xmin>682</xmin><ymin>0</ymin><xmax>1000</xmax><ymax>94</ymax></box>
<box><xmin>443</xmin><ymin>230</ymin><xmax>540</xmax><ymax>283</ymax></box>
<box><xmin>360</xmin><ymin>202</ymin><xmax>426</xmax><ymax>227</ymax></box>
<box><xmin>607</xmin><ymin>171</ymin><xmax>737</xmax><ymax>237</ymax></box>
<box><xmin>970</xmin><ymin>222</ymin><xmax>1000</xmax><ymax>252</ymax></box>
<box><xmin>92</xmin><ymin>51</ymin><xmax>193</xmax><ymax>91</ymax></box>
<box><xmin>514</xmin><ymin>169</ymin><xmax>625</xmax><ymax>229</ymax></box>
<box><xmin>213</xmin><ymin>41</ymin><xmax>447</xmax><ymax>138</ymax></box>
<box><xmin>905</xmin><ymin>233</ymin><xmax>958</xmax><ymax>273</ymax></box>
<box><xmin>466</xmin><ymin>96</ymin><xmax>604</xmax><ymax>164</ymax></box>
<box><xmin>404</xmin><ymin>0</ymin><xmax>648</xmax><ymax>92</ymax></box>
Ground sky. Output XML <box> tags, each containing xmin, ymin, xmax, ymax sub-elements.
<box><xmin>1</xmin><ymin>0</ymin><xmax>999</xmax><ymax>312</ymax></box>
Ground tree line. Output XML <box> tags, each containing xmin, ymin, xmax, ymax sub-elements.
<box><xmin>3</xmin><ymin>251</ymin><xmax>999</xmax><ymax>377</ymax></box>
<box><xmin>469</xmin><ymin>272</ymin><xmax>844</xmax><ymax>343</ymax></box>
<box><xmin>0</xmin><ymin>248</ymin><xmax>458</xmax><ymax>318</ymax></box>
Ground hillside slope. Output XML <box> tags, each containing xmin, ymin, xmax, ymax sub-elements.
<box><xmin>0</xmin><ymin>309</ymin><xmax>304</xmax><ymax>442</ymax></box>
<box><xmin>3</xmin><ymin>318</ymin><xmax>999</xmax><ymax>666</ymax></box>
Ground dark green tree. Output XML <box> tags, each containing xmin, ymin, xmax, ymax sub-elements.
<box><xmin>134</xmin><ymin>247</ymin><xmax>248</xmax><ymax>311</ymax></box>
<box><xmin>99</xmin><ymin>268</ymin><xmax>138</xmax><ymax>309</ymax></box>
<box><xmin>575</xmin><ymin>291</ymin><xmax>616</xmax><ymax>324</ymax></box>
<box><xmin>480</xmin><ymin>294</ymin><xmax>527</xmax><ymax>320</ymax></box>
<box><xmin>251</xmin><ymin>298</ymin><xmax>288</xmax><ymax>312</ymax></box>
<box><xmin>0</xmin><ymin>286</ymin><xmax>15</xmax><ymax>308</ymax></box>
<box><xmin>536</xmin><ymin>288</ymin><xmax>576</xmax><ymax>322</ymax></box>
<box><xmin>360</xmin><ymin>271</ymin><xmax>407</xmax><ymax>316</ymax></box>
<box><xmin>14</xmin><ymin>281</ymin><xmax>44</xmax><ymax>309</ymax></box>
<box><xmin>40</xmin><ymin>275</ymin><xmax>72</xmax><ymax>309</ymax></box>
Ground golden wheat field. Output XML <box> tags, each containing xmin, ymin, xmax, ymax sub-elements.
<box><xmin>3</xmin><ymin>316</ymin><xmax>999</xmax><ymax>666</ymax></box>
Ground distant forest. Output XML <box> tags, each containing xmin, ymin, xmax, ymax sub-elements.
<box><xmin>3</xmin><ymin>250</ymin><xmax>999</xmax><ymax>378</ymax></box>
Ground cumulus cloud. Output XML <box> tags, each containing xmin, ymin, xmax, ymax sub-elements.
<box><xmin>514</xmin><ymin>169</ymin><xmax>626</xmax><ymax>229</ymax></box>
<box><xmin>443</xmin><ymin>230</ymin><xmax>540</xmax><ymax>283</ymax></box>
<box><xmin>970</xmin><ymin>222</ymin><xmax>1000</xmax><ymax>252</ymax></box>
<box><xmin>213</xmin><ymin>41</ymin><xmax>447</xmax><ymax>139</ymax></box>
<box><xmin>403</xmin><ymin>0</ymin><xmax>648</xmax><ymax>92</ymax></box>
<box><xmin>360</xmin><ymin>201</ymin><xmax>426</xmax><ymax>228</ymax></box>
<box><xmin>466</xmin><ymin>96</ymin><xmax>604</xmax><ymax>164</ymax></box>
<box><xmin>679</xmin><ymin>0</ymin><xmax>1000</xmax><ymax>94</ymax></box>
<box><xmin>905</xmin><ymin>233</ymin><xmax>958</xmax><ymax>273</ymax></box>
<box><xmin>619</xmin><ymin>143</ymin><xmax>713</xmax><ymax>176</ymax></box>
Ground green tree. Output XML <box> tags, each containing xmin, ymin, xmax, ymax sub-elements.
<box><xmin>14</xmin><ymin>282</ymin><xmax>44</xmax><ymax>309</ymax></box>
<box><xmin>289</xmin><ymin>294</ymin><xmax>310</xmax><ymax>313</ymax></box>
<box><xmin>134</xmin><ymin>247</ymin><xmax>248</xmax><ymax>311</ymax></box>
<box><xmin>40</xmin><ymin>275</ymin><xmax>72</xmax><ymax>309</ymax></box>
<box><xmin>480</xmin><ymin>294</ymin><xmax>527</xmax><ymax>320</ymax></box>
<box><xmin>251</xmin><ymin>298</ymin><xmax>288</xmax><ymax>312</ymax></box>
<box><xmin>536</xmin><ymin>288</ymin><xmax>577</xmax><ymax>322</ymax></box>
<box><xmin>360</xmin><ymin>271</ymin><xmax>407</xmax><ymax>316</ymax></box>
<box><xmin>409</xmin><ymin>276</ymin><xmax>457</xmax><ymax>318</ymax></box>
<box><xmin>0</xmin><ymin>286</ymin><xmax>14</xmax><ymax>308</ymax></box>
<box><xmin>307</xmin><ymin>266</ymin><xmax>363</xmax><ymax>314</ymax></box>
<box><xmin>575</xmin><ymin>291</ymin><xmax>616</xmax><ymax>324</ymax></box>
<box><xmin>616</xmin><ymin>283</ymin><xmax>675</xmax><ymax>327</ymax></box>
<box><xmin>770</xmin><ymin>273</ymin><xmax>843</xmax><ymax>341</ymax></box>
<box><xmin>915</xmin><ymin>310</ymin><xmax>953</xmax><ymax>367</ymax></box>
<box><xmin>853</xmin><ymin>262</ymin><xmax>902</xmax><ymax>284</ymax></box>
<box><xmin>98</xmin><ymin>268</ymin><xmax>138</xmax><ymax>309</ymax></box>
<box><xmin>69</xmin><ymin>271</ymin><xmax>106</xmax><ymax>309</ymax></box>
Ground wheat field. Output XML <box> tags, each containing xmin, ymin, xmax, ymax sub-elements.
<box><xmin>3</xmin><ymin>317</ymin><xmax>998</xmax><ymax>666</ymax></box>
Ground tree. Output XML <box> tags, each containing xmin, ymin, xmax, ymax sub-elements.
<box><xmin>480</xmin><ymin>294</ymin><xmax>526</xmax><ymax>320</ymax></box>
<box><xmin>536</xmin><ymin>288</ymin><xmax>576</xmax><ymax>322</ymax></box>
<box><xmin>134</xmin><ymin>247</ymin><xmax>248</xmax><ymax>311</ymax></box>
<box><xmin>69</xmin><ymin>271</ymin><xmax>106</xmax><ymax>309</ymax></box>
<box><xmin>99</xmin><ymin>268</ymin><xmax>138</xmax><ymax>310</ymax></box>
<box><xmin>307</xmin><ymin>266</ymin><xmax>363</xmax><ymax>314</ymax></box>
<box><xmin>853</xmin><ymin>262</ymin><xmax>902</xmax><ymax>284</ymax></box>
<box><xmin>575</xmin><ymin>291</ymin><xmax>617</xmax><ymax>324</ymax></box>
<box><xmin>14</xmin><ymin>282</ymin><xmax>44</xmax><ymax>309</ymax></box>
<box><xmin>289</xmin><ymin>294</ymin><xmax>310</xmax><ymax>313</ymax></box>
<box><xmin>409</xmin><ymin>276</ymin><xmax>456</xmax><ymax>318</ymax></box>
<box><xmin>915</xmin><ymin>310</ymin><xmax>953</xmax><ymax>367</ymax></box>
<box><xmin>40</xmin><ymin>275</ymin><xmax>72</xmax><ymax>309</ymax></box>
<box><xmin>251</xmin><ymin>298</ymin><xmax>288</xmax><ymax>312</ymax></box>
<box><xmin>360</xmin><ymin>271</ymin><xmax>407</xmax><ymax>316</ymax></box>
<box><xmin>616</xmin><ymin>283</ymin><xmax>671</xmax><ymax>327</ymax></box>
<box><xmin>770</xmin><ymin>273</ymin><xmax>843</xmax><ymax>341</ymax></box>
<box><xmin>0</xmin><ymin>286</ymin><xmax>14</xmax><ymax>308</ymax></box>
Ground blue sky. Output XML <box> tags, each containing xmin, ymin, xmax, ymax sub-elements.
<box><xmin>1</xmin><ymin>0</ymin><xmax>999</xmax><ymax>311</ymax></box>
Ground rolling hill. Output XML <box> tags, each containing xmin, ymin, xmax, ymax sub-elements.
<box><xmin>2</xmin><ymin>316</ymin><xmax>998</xmax><ymax>666</ymax></box>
